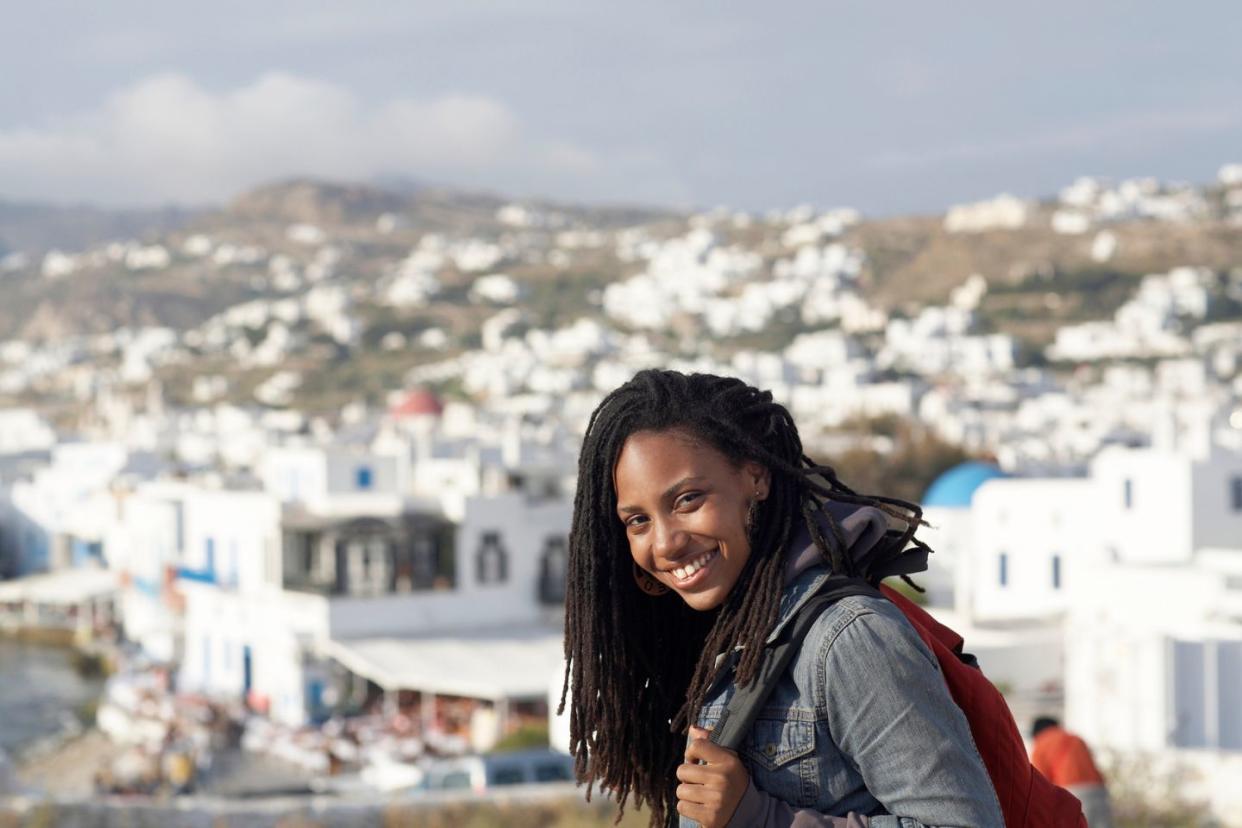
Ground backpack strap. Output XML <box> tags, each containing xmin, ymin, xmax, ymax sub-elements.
<box><xmin>709</xmin><ymin>577</ymin><xmax>880</xmax><ymax>751</ymax></box>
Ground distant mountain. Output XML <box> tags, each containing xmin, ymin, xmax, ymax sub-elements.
<box><xmin>228</xmin><ymin>179</ymin><xmax>411</xmax><ymax>226</ymax></box>
<box><xmin>0</xmin><ymin>199</ymin><xmax>200</xmax><ymax>256</ymax></box>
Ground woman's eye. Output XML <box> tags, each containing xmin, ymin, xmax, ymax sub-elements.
<box><xmin>675</xmin><ymin>492</ymin><xmax>702</xmax><ymax>509</ymax></box>
<box><xmin>625</xmin><ymin>515</ymin><xmax>648</xmax><ymax>529</ymax></box>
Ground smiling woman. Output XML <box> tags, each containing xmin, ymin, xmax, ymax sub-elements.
<box><xmin>614</xmin><ymin>429</ymin><xmax>769</xmax><ymax>612</ymax></box>
<box><xmin>560</xmin><ymin>370</ymin><xmax>1004</xmax><ymax>828</ymax></box>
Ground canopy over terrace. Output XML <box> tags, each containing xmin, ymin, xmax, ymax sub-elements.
<box><xmin>321</xmin><ymin>626</ymin><xmax>564</xmax><ymax>703</ymax></box>
<box><xmin>0</xmin><ymin>567</ymin><xmax>117</xmax><ymax>638</ymax></box>
<box><xmin>0</xmin><ymin>567</ymin><xmax>117</xmax><ymax>605</ymax></box>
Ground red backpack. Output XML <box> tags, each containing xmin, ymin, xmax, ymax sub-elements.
<box><xmin>880</xmin><ymin>585</ymin><xmax>1086</xmax><ymax>828</ymax></box>
<box><xmin>708</xmin><ymin>578</ymin><xmax>1087</xmax><ymax>827</ymax></box>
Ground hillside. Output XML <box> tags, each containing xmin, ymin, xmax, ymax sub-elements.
<box><xmin>0</xmin><ymin>175</ymin><xmax>1239</xmax><ymax>419</ymax></box>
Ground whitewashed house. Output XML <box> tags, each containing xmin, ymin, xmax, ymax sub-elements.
<box><xmin>174</xmin><ymin>484</ymin><xmax>569</xmax><ymax>731</ymax></box>
<box><xmin>108</xmin><ymin>481</ymin><xmax>281</xmax><ymax>666</ymax></box>
<box><xmin>260</xmin><ymin>443</ymin><xmax>408</xmax><ymax>517</ymax></box>
<box><xmin>1065</xmin><ymin>427</ymin><xmax>1242</xmax><ymax>820</ymax></box>
<box><xmin>6</xmin><ymin>442</ymin><xmax>128</xmax><ymax>574</ymax></box>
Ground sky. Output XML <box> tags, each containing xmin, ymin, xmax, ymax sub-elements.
<box><xmin>1</xmin><ymin>1</ymin><xmax>1240</xmax><ymax>215</ymax></box>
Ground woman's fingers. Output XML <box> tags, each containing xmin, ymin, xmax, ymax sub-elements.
<box><xmin>676</xmin><ymin>799</ymin><xmax>710</xmax><ymax>823</ymax></box>
<box><xmin>684</xmin><ymin>734</ymin><xmax>739</xmax><ymax>766</ymax></box>
<box><xmin>675</xmin><ymin>761</ymin><xmax>715</xmax><ymax>784</ymax></box>
<box><xmin>677</xmin><ymin>781</ymin><xmax>719</xmax><ymax>804</ymax></box>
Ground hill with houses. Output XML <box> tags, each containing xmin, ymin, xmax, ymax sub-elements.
<box><xmin>0</xmin><ymin>169</ymin><xmax>1240</xmax><ymax>433</ymax></box>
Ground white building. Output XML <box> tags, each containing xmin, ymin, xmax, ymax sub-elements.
<box><xmin>921</xmin><ymin>417</ymin><xmax>1242</xmax><ymax>822</ymax></box>
<box><xmin>260</xmin><ymin>444</ymin><xmax>408</xmax><ymax>516</ymax></box>
<box><xmin>1066</xmin><ymin>435</ymin><xmax>1242</xmax><ymax>820</ymax></box>
<box><xmin>175</xmin><ymin>489</ymin><xmax>569</xmax><ymax>732</ymax></box>
<box><xmin>6</xmin><ymin>442</ymin><xmax>129</xmax><ymax>574</ymax></box>
<box><xmin>944</xmin><ymin>194</ymin><xmax>1029</xmax><ymax>233</ymax></box>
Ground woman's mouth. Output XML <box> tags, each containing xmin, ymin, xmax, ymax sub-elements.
<box><xmin>669</xmin><ymin>548</ymin><xmax>720</xmax><ymax>587</ymax></box>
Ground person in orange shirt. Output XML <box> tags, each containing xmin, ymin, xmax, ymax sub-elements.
<box><xmin>1031</xmin><ymin>716</ymin><xmax>1113</xmax><ymax>828</ymax></box>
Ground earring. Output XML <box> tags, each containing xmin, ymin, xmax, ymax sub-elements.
<box><xmin>745</xmin><ymin>490</ymin><xmax>762</xmax><ymax>533</ymax></box>
<box><xmin>633</xmin><ymin>562</ymin><xmax>670</xmax><ymax>596</ymax></box>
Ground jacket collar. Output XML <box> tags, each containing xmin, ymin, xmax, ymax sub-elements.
<box><xmin>765</xmin><ymin>562</ymin><xmax>835</xmax><ymax>644</ymax></box>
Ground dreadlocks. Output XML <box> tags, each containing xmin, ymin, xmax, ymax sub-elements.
<box><xmin>560</xmin><ymin>369</ymin><xmax>927</xmax><ymax>826</ymax></box>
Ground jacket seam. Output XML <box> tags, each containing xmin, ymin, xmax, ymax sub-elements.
<box><xmin>811</xmin><ymin>602</ymin><xmax>874</xmax><ymax>713</ymax></box>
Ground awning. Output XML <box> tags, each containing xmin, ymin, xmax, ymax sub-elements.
<box><xmin>321</xmin><ymin>626</ymin><xmax>564</xmax><ymax>702</ymax></box>
<box><xmin>0</xmin><ymin>568</ymin><xmax>117</xmax><ymax>605</ymax></box>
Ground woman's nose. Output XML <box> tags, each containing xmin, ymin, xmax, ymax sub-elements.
<box><xmin>652</xmin><ymin>519</ymin><xmax>688</xmax><ymax>559</ymax></box>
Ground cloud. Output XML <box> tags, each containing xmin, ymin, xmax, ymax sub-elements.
<box><xmin>0</xmin><ymin>71</ymin><xmax>677</xmax><ymax>206</ymax></box>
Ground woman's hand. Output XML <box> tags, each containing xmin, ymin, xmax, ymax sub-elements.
<box><xmin>676</xmin><ymin>725</ymin><xmax>750</xmax><ymax>828</ymax></box>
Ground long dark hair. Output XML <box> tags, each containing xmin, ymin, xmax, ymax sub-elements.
<box><xmin>560</xmin><ymin>369</ymin><xmax>926</xmax><ymax>826</ymax></box>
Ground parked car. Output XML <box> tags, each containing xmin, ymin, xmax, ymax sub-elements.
<box><xmin>421</xmin><ymin>748</ymin><xmax>574</xmax><ymax>794</ymax></box>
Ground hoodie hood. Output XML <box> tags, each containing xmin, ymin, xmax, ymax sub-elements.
<box><xmin>782</xmin><ymin>499</ymin><xmax>892</xmax><ymax>584</ymax></box>
<box><xmin>760</xmin><ymin>499</ymin><xmax>921</xmax><ymax>646</ymax></box>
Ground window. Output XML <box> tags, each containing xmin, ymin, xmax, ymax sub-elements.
<box><xmin>476</xmin><ymin>531</ymin><xmax>508</xmax><ymax>585</ymax></box>
<box><xmin>998</xmin><ymin>552</ymin><xmax>1008</xmax><ymax>587</ymax></box>
<box><xmin>491</xmin><ymin>766</ymin><xmax>526</xmax><ymax>786</ymax></box>
<box><xmin>205</xmin><ymin>537</ymin><xmax>216</xmax><ymax>574</ymax></box>
<box><xmin>539</xmin><ymin>536</ymin><xmax>568</xmax><ymax>605</ymax></box>
<box><xmin>410</xmin><ymin>536</ymin><xmax>437</xmax><ymax>590</ymax></box>
<box><xmin>534</xmin><ymin>762</ymin><xmax>572</xmax><ymax>782</ymax></box>
<box><xmin>1231</xmin><ymin>476</ymin><xmax>1242</xmax><ymax>512</ymax></box>
<box><xmin>1123</xmin><ymin>478</ymin><xmax>1133</xmax><ymax>510</ymax></box>
<box><xmin>356</xmin><ymin>466</ymin><xmax>373</xmax><ymax>490</ymax></box>
<box><xmin>301</xmin><ymin>535</ymin><xmax>315</xmax><ymax>576</ymax></box>
<box><xmin>1051</xmin><ymin>554</ymin><xmax>1062</xmax><ymax>590</ymax></box>
<box><xmin>439</xmin><ymin>772</ymin><xmax>471</xmax><ymax>790</ymax></box>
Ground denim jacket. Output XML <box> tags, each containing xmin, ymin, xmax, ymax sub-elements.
<box><xmin>682</xmin><ymin>510</ymin><xmax>1004</xmax><ymax>828</ymax></box>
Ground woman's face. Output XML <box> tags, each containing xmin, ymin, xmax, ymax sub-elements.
<box><xmin>613</xmin><ymin>429</ymin><xmax>769</xmax><ymax>612</ymax></box>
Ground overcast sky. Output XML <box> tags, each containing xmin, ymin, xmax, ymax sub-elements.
<box><xmin>2</xmin><ymin>1</ymin><xmax>1240</xmax><ymax>215</ymax></box>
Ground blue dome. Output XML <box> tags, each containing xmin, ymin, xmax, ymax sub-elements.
<box><xmin>922</xmin><ymin>462</ymin><xmax>1006</xmax><ymax>508</ymax></box>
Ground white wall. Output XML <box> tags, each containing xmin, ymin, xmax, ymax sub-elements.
<box><xmin>107</xmin><ymin>482</ymin><xmax>183</xmax><ymax>584</ymax></box>
<box><xmin>1091</xmin><ymin>447</ymin><xmax>1194</xmax><ymax>564</ymax></box>
<box><xmin>180</xmin><ymin>488</ymin><xmax>281</xmax><ymax>591</ymax></box>
<box><xmin>409</xmin><ymin>456</ymin><xmax>481</xmax><ymax>523</ymax></box>
<box><xmin>1064</xmin><ymin>561</ymin><xmax>1240</xmax><ymax>752</ymax></box>
<box><xmin>458</xmin><ymin>492</ymin><xmax>571</xmax><ymax>606</ymax></box>
<box><xmin>260</xmin><ymin>446</ymin><xmax>327</xmax><ymax>504</ymax></box>
<box><xmin>918</xmin><ymin>506</ymin><xmax>972</xmax><ymax>610</ymax></box>
<box><xmin>8</xmin><ymin>441</ymin><xmax>128</xmax><ymax>572</ymax></box>
<box><xmin>327</xmin><ymin>493</ymin><xmax>572</xmax><ymax>639</ymax></box>
<box><xmin>969</xmin><ymin>478</ymin><xmax>1095</xmax><ymax>621</ymax></box>
<box><xmin>181</xmin><ymin>584</ymin><xmax>328</xmax><ymax>725</ymax></box>
<box><xmin>325</xmin><ymin>448</ymin><xmax>402</xmax><ymax>497</ymax></box>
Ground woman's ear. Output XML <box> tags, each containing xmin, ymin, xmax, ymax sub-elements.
<box><xmin>744</xmin><ymin>462</ymin><xmax>771</xmax><ymax>501</ymax></box>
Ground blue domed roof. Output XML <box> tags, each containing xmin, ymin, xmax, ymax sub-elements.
<box><xmin>922</xmin><ymin>462</ymin><xmax>1006</xmax><ymax>508</ymax></box>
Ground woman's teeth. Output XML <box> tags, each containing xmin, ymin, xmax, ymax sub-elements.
<box><xmin>673</xmin><ymin>549</ymin><xmax>718</xmax><ymax>581</ymax></box>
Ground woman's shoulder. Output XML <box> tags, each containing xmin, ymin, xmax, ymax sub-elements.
<box><xmin>802</xmin><ymin>592</ymin><xmax>936</xmax><ymax>668</ymax></box>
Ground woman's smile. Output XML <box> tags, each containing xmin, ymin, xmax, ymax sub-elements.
<box><xmin>668</xmin><ymin>546</ymin><xmax>720</xmax><ymax>586</ymax></box>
